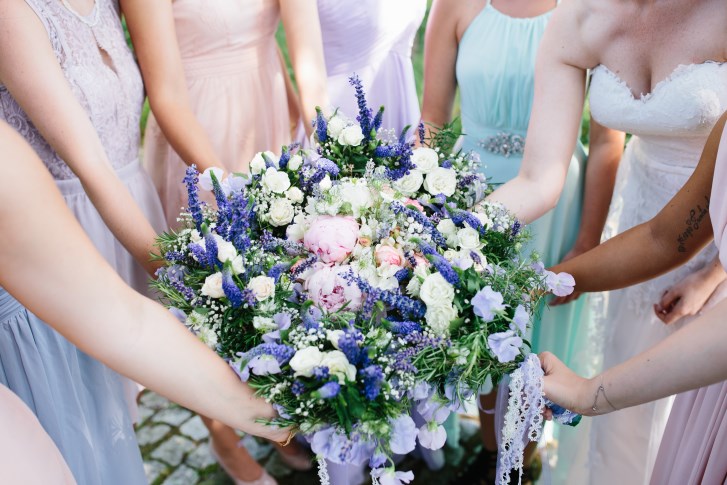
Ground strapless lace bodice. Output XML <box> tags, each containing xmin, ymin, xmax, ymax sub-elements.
<box><xmin>0</xmin><ymin>0</ymin><xmax>144</xmax><ymax>180</ymax></box>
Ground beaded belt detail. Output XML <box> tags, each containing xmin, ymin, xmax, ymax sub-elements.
<box><xmin>478</xmin><ymin>132</ymin><xmax>525</xmax><ymax>158</ymax></box>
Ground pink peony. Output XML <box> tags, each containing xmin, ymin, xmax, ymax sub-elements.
<box><xmin>303</xmin><ymin>216</ymin><xmax>359</xmax><ymax>263</ymax></box>
<box><xmin>305</xmin><ymin>264</ymin><xmax>363</xmax><ymax>312</ymax></box>
<box><xmin>375</xmin><ymin>244</ymin><xmax>404</xmax><ymax>267</ymax></box>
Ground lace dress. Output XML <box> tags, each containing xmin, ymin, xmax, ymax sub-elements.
<box><xmin>582</xmin><ymin>61</ymin><xmax>727</xmax><ymax>485</ymax></box>
<box><xmin>144</xmin><ymin>0</ymin><xmax>290</xmax><ymax>229</ymax></box>
<box><xmin>0</xmin><ymin>0</ymin><xmax>165</xmax><ymax>482</ymax></box>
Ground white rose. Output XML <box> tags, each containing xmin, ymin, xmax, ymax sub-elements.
<box><xmin>268</xmin><ymin>198</ymin><xmax>295</xmax><ymax>227</ymax></box>
<box><xmin>286</xmin><ymin>223</ymin><xmax>306</xmax><ymax>242</ymax></box>
<box><xmin>250</xmin><ymin>151</ymin><xmax>276</xmax><ymax>175</ymax></box>
<box><xmin>201</xmin><ymin>272</ymin><xmax>225</xmax><ymax>299</ymax></box>
<box><xmin>425</xmin><ymin>304</ymin><xmax>458</xmax><ymax>337</ymax></box>
<box><xmin>252</xmin><ymin>316</ymin><xmax>277</xmax><ymax>332</ymax></box>
<box><xmin>406</xmin><ymin>277</ymin><xmax>422</xmax><ymax>297</ymax></box>
<box><xmin>338</xmin><ymin>125</ymin><xmax>365</xmax><ymax>146</ymax></box>
<box><xmin>199</xmin><ymin>167</ymin><xmax>225</xmax><ymax>192</ymax></box>
<box><xmin>327</xmin><ymin>330</ymin><xmax>345</xmax><ymax>350</ymax></box>
<box><xmin>436</xmin><ymin>219</ymin><xmax>457</xmax><ymax>237</ymax></box>
<box><xmin>231</xmin><ymin>255</ymin><xmax>245</xmax><ymax>275</ymax></box>
<box><xmin>393</xmin><ymin>170</ymin><xmax>424</xmax><ymax>196</ymax></box>
<box><xmin>327</xmin><ymin>115</ymin><xmax>348</xmax><ymax>139</ymax></box>
<box><xmin>419</xmin><ymin>273</ymin><xmax>455</xmax><ymax>306</ymax></box>
<box><xmin>411</xmin><ymin>147</ymin><xmax>439</xmax><ymax>174</ymax></box>
<box><xmin>288</xmin><ymin>154</ymin><xmax>303</xmax><ymax>172</ymax></box>
<box><xmin>289</xmin><ymin>346</ymin><xmax>324</xmax><ymax>377</ymax></box>
<box><xmin>341</xmin><ymin>182</ymin><xmax>373</xmax><ymax>216</ymax></box>
<box><xmin>443</xmin><ymin>249</ymin><xmax>459</xmax><ymax>262</ymax></box>
<box><xmin>457</xmin><ymin>227</ymin><xmax>483</xmax><ymax>251</ymax></box>
<box><xmin>286</xmin><ymin>186</ymin><xmax>304</xmax><ymax>204</ymax></box>
<box><xmin>247</xmin><ymin>275</ymin><xmax>276</xmax><ymax>301</ymax></box>
<box><xmin>261</xmin><ymin>167</ymin><xmax>291</xmax><ymax>194</ymax></box>
<box><xmin>213</xmin><ymin>235</ymin><xmax>238</xmax><ymax>263</ymax></box>
<box><xmin>321</xmin><ymin>350</ymin><xmax>357</xmax><ymax>382</ymax></box>
<box><xmin>423</xmin><ymin>167</ymin><xmax>457</xmax><ymax>197</ymax></box>
<box><xmin>319</xmin><ymin>174</ymin><xmax>333</xmax><ymax>191</ymax></box>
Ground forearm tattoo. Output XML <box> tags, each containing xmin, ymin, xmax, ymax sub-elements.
<box><xmin>677</xmin><ymin>196</ymin><xmax>710</xmax><ymax>253</ymax></box>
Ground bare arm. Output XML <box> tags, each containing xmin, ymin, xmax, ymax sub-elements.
<box><xmin>122</xmin><ymin>0</ymin><xmax>222</xmax><ymax>172</ymax></box>
<box><xmin>280</xmin><ymin>0</ymin><xmax>329</xmax><ymax>133</ymax></box>
<box><xmin>542</xmin><ymin>296</ymin><xmax>727</xmax><ymax>416</ymax></box>
<box><xmin>420</xmin><ymin>0</ymin><xmax>461</xmax><ymax>134</ymax></box>
<box><xmin>0</xmin><ymin>122</ymin><xmax>285</xmax><ymax>441</ymax></box>
<box><xmin>551</xmin><ymin>112</ymin><xmax>726</xmax><ymax>292</ymax></box>
<box><xmin>569</xmin><ymin>118</ymin><xmax>625</xmax><ymax>251</ymax></box>
<box><xmin>0</xmin><ymin>1</ymin><xmax>159</xmax><ymax>274</ymax></box>
<box><xmin>486</xmin><ymin>6</ymin><xmax>589</xmax><ymax>222</ymax></box>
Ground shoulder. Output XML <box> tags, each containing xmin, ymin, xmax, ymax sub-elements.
<box><xmin>429</xmin><ymin>0</ymin><xmax>484</xmax><ymax>41</ymax></box>
<box><xmin>541</xmin><ymin>0</ymin><xmax>606</xmax><ymax>69</ymax></box>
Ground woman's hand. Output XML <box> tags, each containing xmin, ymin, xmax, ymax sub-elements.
<box><xmin>654</xmin><ymin>258</ymin><xmax>727</xmax><ymax>324</ymax></box>
<box><xmin>540</xmin><ymin>351</ymin><xmax>597</xmax><ymax>416</ymax></box>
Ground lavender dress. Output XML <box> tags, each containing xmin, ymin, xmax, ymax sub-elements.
<box><xmin>318</xmin><ymin>0</ymin><xmax>426</xmax><ymax>133</ymax></box>
<box><xmin>649</xmin><ymin>124</ymin><xmax>727</xmax><ymax>485</ymax></box>
<box><xmin>0</xmin><ymin>0</ymin><xmax>165</xmax><ymax>482</ymax></box>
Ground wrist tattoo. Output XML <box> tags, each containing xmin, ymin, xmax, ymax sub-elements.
<box><xmin>677</xmin><ymin>196</ymin><xmax>710</xmax><ymax>253</ymax></box>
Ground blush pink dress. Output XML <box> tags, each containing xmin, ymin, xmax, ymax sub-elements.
<box><xmin>144</xmin><ymin>0</ymin><xmax>290</xmax><ymax>228</ymax></box>
<box><xmin>648</xmin><ymin>123</ymin><xmax>727</xmax><ymax>485</ymax></box>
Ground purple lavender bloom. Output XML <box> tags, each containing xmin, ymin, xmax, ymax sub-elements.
<box><xmin>360</xmin><ymin>365</ymin><xmax>384</xmax><ymax>401</ymax></box>
<box><xmin>511</xmin><ymin>220</ymin><xmax>522</xmax><ymax>238</ymax></box>
<box><xmin>418</xmin><ymin>122</ymin><xmax>425</xmax><ymax>145</ymax></box>
<box><xmin>510</xmin><ymin>305</ymin><xmax>529</xmax><ymax>335</ymax></box>
<box><xmin>291</xmin><ymin>380</ymin><xmax>306</xmax><ymax>397</ymax></box>
<box><xmin>389</xmin><ymin>320</ymin><xmax>422</xmax><ymax>335</ymax></box>
<box><xmin>487</xmin><ymin>330</ymin><xmax>523</xmax><ymax>363</ymax></box>
<box><xmin>440</xmin><ymin>159</ymin><xmax>453</xmax><ymax>169</ymax></box>
<box><xmin>164</xmin><ymin>250</ymin><xmax>186</xmax><ymax>263</ymax></box>
<box><xmin>391</xmin><ymin>203</ymin><xmax>447</xmax><ymax>248</ymax></box>
<box><xmin>348</xmin><ymin>74</ymin><xmax>373</xmax><ymax>141</ymax></box>
<box><xmin>183</xmin><ymin>165</ymin><xmax>204</xmax><ymax>231</ymax></box>
<box><xmin>315</xmin><ymin>381</ymin><xmax>340</xmax><ymax>399</ymax></box>
<box><xmin>389</xmin><ymin>415</ymin><xmax>417</xmax><ymax>454</ymax></box>
<box><xmin>291</xmin><ymin>256</ymin><xmax>317</xmax><ymax>278</ymax></box>
<box><xmin>222</xmin><ymin>271</ymin><xmax>244</xmax><ymax>308</ymax></box>
<box><xmin>372</xmin><ymin>106</ymin><xmax>385</xmax><ymax>133</ymax></box>
<box><xmin>314</xmin><ymin>107</ymin><xmax>328</xmax><ymax>143</ymax></box>
<box><xmin>267</xmin><ymin>262</ymin><xmax>291</xmax><ymax>283</ymax></box>
<box><xmin>471</xmin><ymin>286</ymin><xmax>507</xmax><ymax>321</ymax></box>
<box><xmin>210</xmin><ymin>172</ymin><xmax>231</xmax><ymax>236</ymax></box>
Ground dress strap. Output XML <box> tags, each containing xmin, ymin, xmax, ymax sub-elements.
<box><xmin>484</xmin><ymin>0</ymin><xmax>491</xmax><ymax>6</ymax></box>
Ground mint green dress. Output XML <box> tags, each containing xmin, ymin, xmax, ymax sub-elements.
<box><xmin>456</xmin><ymin>1</ymin><xmax>589</xmax><ymax>365</ymax></box>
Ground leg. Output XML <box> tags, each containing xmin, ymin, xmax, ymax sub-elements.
<box><xmin>202</xmin><ymin>415</ymin><xmax>265</xmax><ymax>482</ymax></box>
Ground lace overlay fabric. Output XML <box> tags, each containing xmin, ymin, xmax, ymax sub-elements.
<box><xmin>0</xmin><ymin>0</ymin><xmax>144</xmax><ymax>180</ymax></box>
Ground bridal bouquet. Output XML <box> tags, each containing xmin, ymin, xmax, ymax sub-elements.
<box><xmin>153</xmin><ymin>76</ymin><xmax>574</xmax><ymax>484</ymax></box>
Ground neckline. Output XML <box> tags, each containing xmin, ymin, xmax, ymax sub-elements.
<box><xmin>595</xmin><ymin>61</ymin><xmax>726</xmax><ymax>102</ymax></box>
<box><xmin>60</xmin><ymin>0</ymin><xmax>99</xmax><ymax>26</ymax></box>
<box><xmin>486</xmin><ymin>1</ymin><xmax>557</xmax><ymax>21</ymax></box>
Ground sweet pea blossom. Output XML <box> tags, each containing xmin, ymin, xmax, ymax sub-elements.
<box><xmin>370</xmin><ymin>468</ymin><xmax>415</xmax><ymax>485</ymax></box>
<box><xmin>310</xmin><ymin>428</ymin><xmax>374</xmax><ymax>465</ymax></box>
<box><xmin>388</xmin><ymin>415</ymin><xmax>417</xmax><ymax>454</ymax></box>
<box><xmin>487</xmin><ymin>330</ymin><xmax>523</xmax><ymax>363</ymax></box>
<box><xmin>241</xmin><ymin>355</ymin><xmax>281</xmax><ymax>381</ymax></box>
<box><xmin>545</xmin><ymin>271</ymin><xmax>576</xmax><ymax>297</ymax></box>
<box><xmin>418</xmin><ymin>422</ymin><xmax>447</xmax><ymax>450</ymax></box>
<box><xmin>471</xmin><ymin>285</ymin><xmax>507</xmax><ymax>321</ymax></box>
<box><xmin>511</xmin><ymin>305</ymin><xmax>529</xmax><ymax>335</ymax></box>
<box><xmin>303</xmin><ymin>215</ymin><xmax>359</xmax><ymax>263</ymax></box>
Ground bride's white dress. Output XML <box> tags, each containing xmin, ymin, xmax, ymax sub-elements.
<box><xmin>567</xmin><ymin>62</ymin><xmax>727</xmax><ymax>485</ymax></box>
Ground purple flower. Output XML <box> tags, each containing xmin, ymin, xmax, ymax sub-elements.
<box><xmin>302</xmin><ymin>306</ymin><xmax>323</xmax><ymax>329</ymax></box>
<box><xmin>314</xmin><ymin>107</ymin><xmax>328</xmax><ymax>143</ymax></box>
<box><xmin>369</xmin><ymin>451</ymin><xmax>388</xmax><ymax>469</ymax></box>
<box><xmin>241</xmin><ymin>355</ymin><xmax>282</xmax><ymax>381</ymax></box>
<box><xmin>418</xmin><ymin>122</ymin><xmax>425</xmax><ymax>145</ymax></box>
<box><xmin>291</xmin><ymin>380</ymin><xmax>306</xmax><ymax>396</ymax></box>
<box><xmin>471</xmin><ymin>286</ymin><xmax>507</xmax><ymax>321</ymax></box>
<box><xmin>315</xmin><ymin>381</ymin><xmax>340</xmax><ymax>399</ymax></box>
<box><xmin>267</xmin><ymin>263</ymin><xmax>291</xmax><ymax>283</ymax></box>
<box><xmin>361</xmin><ymin>365</ymin><xmax>384</xmax><ymax>401</ymax></box>
<box><xmin>510</xmin><ymin>305</ymin><xmax>529</xmax><ymax>335</ymax></box>
<box><xmin>310</xmin><ymin>428</ymin><xmax>374</xmax><ymax>465</ymax></box>
<box><xmin>409</xmin><ymin>382</ymin><xmax>432</xmax><ymax>401</ymax></box>
<box><xmin>370</xmin><ymin>468</ymin><xmax>414</xmax><ymax>485</ymax></box>
<box><xmin>389</xmin><ymin>320</ymin><xmax>422</xmax><ymax>335</ymax></box>
<box><xmin>262</xmin><ymin>313</ymin><xmax>291</xmax><ymax>343</ymax></box>
<box><xmin>487</xmin><ymin>330</ymin><xmax>523</xmax><ymax>363</ymax></box>
<box><xmin>545</xmin><ymin>271</ymin><xmax>576</xmax><ymax>297</ymax></box>
<box><xmin>416</xmin><ymin>399</ymin><xmax>451</xmax><ymax>424</ymax></box>
<box><xmin>168</xmin><ymin>307</ymin><xmax>187</xmax><ymax>324</ymax></box>
<box><xmin>389</xmin><ymin>415</ymin><xmax>417</xmax><ymax>454</ymax></box>
<box><xmin>222</xmin><ymin>271</ymin><xmax>244</xmax><ymax>308</ymax></box>
<box><xmin>418</xmin><ymin>422</ymin><xmax>447</xmax><ymax>450</ymax></box>
<box><xmin>349</xmin><ymin>74</ymin><xmax>373</xmax><ymax>141</ymax></box>
<box><xmin>183</xmin><ymin>166</ymin><xmax>204</xmax><ymax>231</ymax></box>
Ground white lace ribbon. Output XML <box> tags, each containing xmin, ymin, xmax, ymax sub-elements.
<box><xmin>316</xmin><ymin>456</ymin><xmax>330</xmax><ymax>485</ymax></box>
<box><xmin>497</xmin><ymin>354</ymin><xmax>545</xmax><ymax>485</ymax></box>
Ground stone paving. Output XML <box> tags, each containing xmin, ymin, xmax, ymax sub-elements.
<box><xmin>136</xmin><ymin>390</ymin><xmax>485</xmax><ymax>485</ymax></box>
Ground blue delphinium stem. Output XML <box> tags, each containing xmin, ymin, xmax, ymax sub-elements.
<box><xmin>315</xmin><ymin>107</ymin><xmax>328</xmax><ymax>143</ymax></box>
<box><xmin>183</xmin><ymin>165</ymin><xmax>204</xmax><ymax>231</ymax></box>
<box><xmin>222</xmin><ymin>270</ymin><xmax>244</xmax><ymax>308</ymax></box>
<box><xmin>372</xmin><ymin>106</ymin><xmax>384</xmax><ymax>134</ymax></box>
